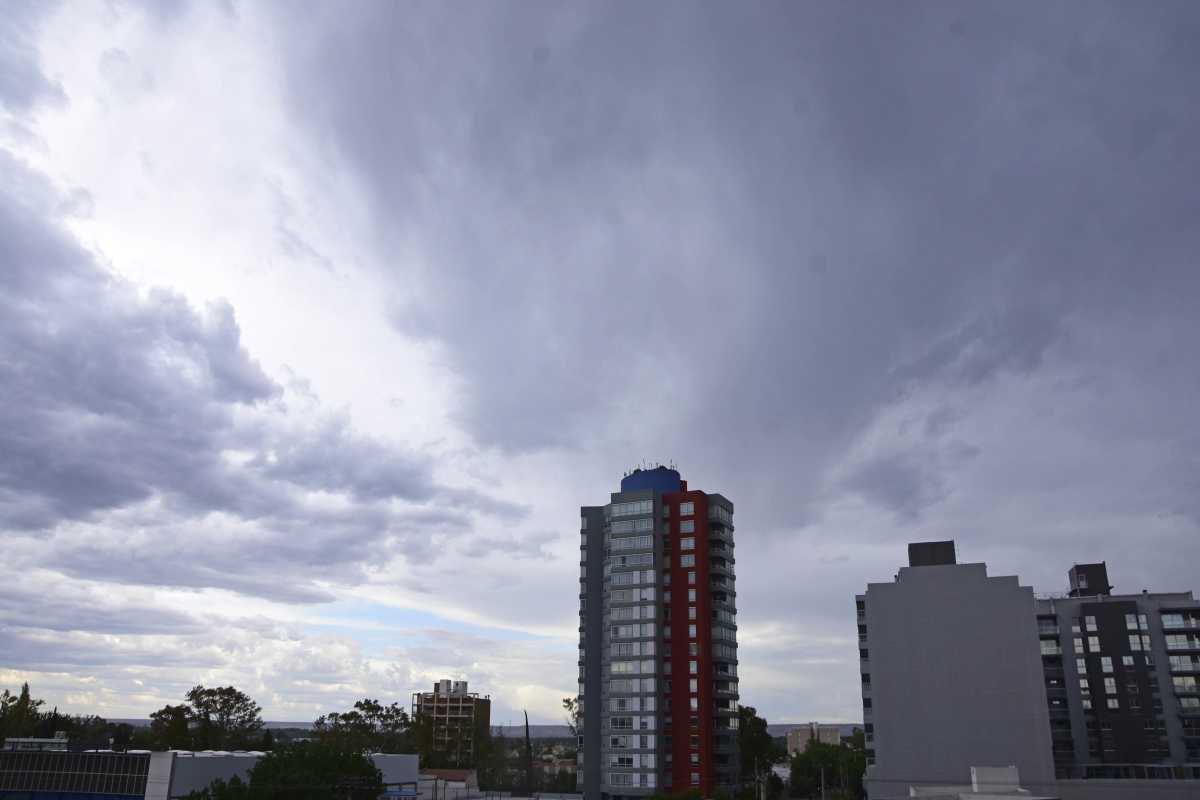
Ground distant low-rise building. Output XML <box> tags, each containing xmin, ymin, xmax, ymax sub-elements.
<box><xmin>0</xmin><ymin>750</ymin><xmax>419</xmax><ymax>800</ymax></box>
<box><xmin>411</xmin><ymin>680</ymin><xmax>491</xmax><ymax>766</ymax></box>
<box><xmin>2</xmin><ymin>735</ymin><xmax>68</xmax><ymax>752</ymax></box>
<box><xmin>785</xmin><ymin>723</ymin><xmax>842</xmax><ymax>755</ymax></box>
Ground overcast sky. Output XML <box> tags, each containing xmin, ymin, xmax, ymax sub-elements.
<box><xmin>2</xmin><ymin>0</ymin><xmax>1199</xmax><ymax>726</ymax></box>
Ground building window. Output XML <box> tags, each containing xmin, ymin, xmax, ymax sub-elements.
<box><xmin>1101</xmin><ymin>657</ymin><xmax>1113</xmax><ymax>674</ymax></box>
<box><xmin>688</xmin><ymin>571</ymin><xmax>696</xmax><ymax>585</ymax></box>
<box><xmin>1130</xmin><ymin>635</ymin><xmax>1142</xmax><ymax>651</ymax></box>
<box><xmin>689</xmin><ymin>678</ymin><xmax>698</xmax><ymax>692</ymax></box>
<box><xmin>689</xmin><ymin>697</ymin><xmax>699</xmax><ymax>711</ymax></box>
<box><xmin>691</xmin><ymin>772</ymin><xmax>700</xmax><ymax>785</ymax></box>
<box><xmin>680</xmin><ymin>502</ymin><xmax>695</xmax><ymax>516</ymax></box>
<box><xmin>1074</xmin><ymin>638</ymin><xmax>1084</xmax><ymax>653</ymax></box>
<box><xmin>1079</xmin><ymin>678</ymin><xmax>1090</xmax><ymax>691</ymax></box>
<box><xmin>689</xmin><ymin>642</ymin><xmax>699</xmax><ymax>655</ymax></box>
<box><xmin>1082</xmin><ymin>698</ymin><xmax>1092</xmax><ymax>710</ymax></box>
<box><xmin>1104</xmin><ymin>678</ymin><xmax>1117</xmax><ymax>694</ymax></box>
<box><xmin>1107</xmin><ymin>698</ymin><xmax>1119</xmax><ymax>710</ymax></box>
<box><xmin>680</xmin><ymin>537</ymin><xmax>695</xmax><ymax>550</ymax></box>
<box><xmin>688</xmin><ymin>606</ymin><xmax>697</xmax><ymax>620</ymax></box>
<box><xmin>1088</xmin><ymin>636</ymin><xmax>1100</xmax><ymax>652</ymax></box>
<box><xmin>680</xmin><ymin>554</ymin><xmax>695</xmax><ymax>567</ymax></box>
<box><xmin>690</xmin><ymin>752</ymin><xmax>699</xmax><ymax>764</ymax></box>
<box><xmin>689</xmin><ymin>660</ymin><xmax>698</xmax><ymax>674</ymax></box>
<box><xmin>688</xmin><ymin>624</ymin><xmax>697</xmax><ymax>638</ymax></box>
<box><xmin>1085</xmin><ymin>616</ymin><xmax>1097</xmax><ymax>632</ymax></box>
<box><xmin>1123</xmin><ymin>656</ymin><xmax>1134</xmax><ymax>667</ymax></box>
<box><xmin>680</xmin><ymin>519</ymin><xmax>695</xmax><ymax>533</ymax></box>
<box><xmin>1076</xmin><ymin>658</ymin><xmax>1086</xmax><ymax>672</ymax></box>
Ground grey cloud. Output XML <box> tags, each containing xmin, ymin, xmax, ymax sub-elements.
<box><xmin>0</xmin><ymin>628</ymin><xmax>225</xmax><ymax>671</ymax></box>
<box><xmin>0</xmin><ymin>151</ymin><xmax>518</xmax><ymax>602</ymax></box>
<box><xmin>271</xmin><ymin>1</ymin><xmax>1200</xmax><ymax>534</ymax></box>
<box><xmin>251</xmin><ymin>417</ymin><xmax>438</xmax><ymax>503</ymax></box>
<box><xmin>840</xmin><ymin>452</ymin><xmax>950</xmax><ymax>523</ymax></box>
<box><xmin>461</xmin><ymin>530</ymin><xmax>556</xmax><ymax>561</ymax></box>
<box><xmin>0</xmin><ymin>1</ymin><xmax>66</xmax><ymax>113</ymax></box>
<box><xmin>0</xmin><ymin>585</ymin><xmax>205</xmax><ymax>635</ymax></box>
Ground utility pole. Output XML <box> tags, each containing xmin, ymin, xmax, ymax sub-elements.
<box><xmin>820</xmin><ymin>766</ymin><xmax>825</xmax><ymax>800</ymax></box>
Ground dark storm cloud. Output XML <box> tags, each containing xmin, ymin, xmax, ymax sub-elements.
<box><xmin>0</xmin><ymin>150</ymin><xmax>518</xmax><ymax>601</ymax></box>
<box><xmin>272</xmin><ymin>1</ymin><xmax>1200</xmax><ymax>533</ymax></box>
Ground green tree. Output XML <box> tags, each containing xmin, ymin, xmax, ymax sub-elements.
<box><xmin>185</xmin><ymin>742</ymin><xmax>382</xmax><ymax>800</ymax></box>
<box><xmin>150</xmin><ymin>704</ymin><xmax>193</xmax><ymax>749</ymax></box>
<box><xmin>186</xmin><ymin>686</ymin><xmax>264</xmax><ymax>750</ymax></box>
<box><xmin>0</xmin><ymin>683</ymin><xmax>44</xmax><ymax>739</ymax></box>
<box><xmin>737</xmin><ymin>706</ymin><xmax>784</xmax><ymax>800</ymax></box>
<box><xmin>561</xmin><ymin>697</ymin><xmax>580</xmax><ymax>738</ymax></box>
<box><xmin>788</xmin><ymin>730</ymin><xmax>866</xmax><ymax>800</ymax></box>
<box><xmin>312</xmin><ymin>699</ymin><xmax>412</xmax><ymax>755</ymax></box>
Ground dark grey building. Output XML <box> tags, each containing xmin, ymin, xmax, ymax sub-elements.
<box><xmin>857</xmin><ymin>541</ymin><xmax>1056</xmax><ymax>798</ymax></box>
<box><xmin>577</xmin><ymin>466</ymin><xmax>738</xmax><ymax>800</ymax></box>
<box><xmin>1035</xmin><ymin>561</ymin><xmax>1200</xmax><ymax>778</ymax></box>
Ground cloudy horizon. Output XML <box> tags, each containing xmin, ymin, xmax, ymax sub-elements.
<box><xmin>2</xmin><ymin>0</ymin><xmax>1199</xmax><ymax>727</ymax></box>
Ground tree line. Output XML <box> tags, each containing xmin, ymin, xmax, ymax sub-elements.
<box><xmin>2</xmin><ymin>683</ymin><xmax>571</xmax><ymax>793</ymax></box>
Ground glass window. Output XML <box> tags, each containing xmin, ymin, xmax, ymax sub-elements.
<box><xmin>680</xmin><ymin>537</ymin><xmax>695</xmax><ymax>550</ymax></box>
<box><xmin>689</xmin><ymin>660</ymin><xmax>698</xmax><ymax>674</ymax></box>
<box><xmin>1125</xmin><ymin>614</ymin><xmax>1138</xmax><ymax>630</ymax></box>
<box><xmin>1074</xmin><ymin>637</ymin><xmax>1084</xmax><ymax>653</ymax></box>
<box><xmin>611</xmin><ymin>499</ymin><xmax>653</xmax><ymax>517</ymax></box>
<box><xmin>688</xmin><ymin>589</ymin><xmax>697</xmax><ymax>602</ymax></box>
<box><xmin>688</xmin><ymin>606</ymin><xmax>697</xmax><ymax>620</ymax></box>
<box><xmin>1076</xmin><ymin>658</ymin><xmax>1086</xmax><ymax>672</ymax></box>
<box><xmin>611</xmin><ymin>518</ymin><xmax>654</xmax><ymax>534</ymax></box>
<box><xmin>1085</xmin><ymin>616</ymin><xmax>1097</xmax><ymax>632</ymax></box>
<box><xmin>680</xmin><ymin>554</ymin><xmax>695</xmax><ymax>567</ymax></box>
<box><xmin>1101</xmin><ymin>657</ymin><xmax>1113</xmax><ymax>673</ymax></box>
<box><xmin>1139</xmin><ymin>614</ymin><xmax>1149</xmax><ymax>631</ymax></box>
<box><xmin>1123</xmin><ymin>656</ymin><xmax>1134</xmax><ymax>667</ymax></box>
<box><xmin>1088</xmin><ymin>636</ymin><xmax>1100</xmax><ymax>652</ymax></box>
<box><xmin>680</xmin><ymin>502</ymin><xmax>695</xmax><ymax>516</ymax></box>
<box><xmin>680</xmin><ymin>520</ymin><xmax>695</xmax><ymax>533</ymax></box>
<box><xmin>1079</xmin><ymin>678</ymin><xmax>1090</xmax><ymax>691</ymax></box>
<box><xmin>1130</xmin><ymin>635</ymin><xmax>1142</xmax><ymax>651</ymax></box>
<box><xmin>691</xmin><ymin>772</ymin><xmax>700</xmax><ymax>786</ymax></box>
<box><xmin>688</xmin><ymin>571</ymin><xmax>696</xmax><ymax>585</ymax></box>
<box><xmin>1104</xmin><ymin>678</ymin><xmax>1117</xmax><ymax>694</ymax></box>
<box><xmin>689</xmin><ymin>697</ymin><xmax>699</xmax><ymax>711</ymax></box>
<box><xmin>1081</xmin><ymin>698</ymin><xmax>1092</xmax><ymax>710</ymax></box>
<box><xmin>1107</xmin><ymin>698</ymin><xmax>1119</xmax><ymax>710</ymax></box>
<box><xmin>688</xmin><ymin>624</ymin><xmax>697</xmax><ymax>638</ymax></box>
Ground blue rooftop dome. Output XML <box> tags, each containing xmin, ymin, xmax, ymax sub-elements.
<box><xmin>620</xmin><ymin>465</ymin><xmax>682</xmax><ymax>493</ymax></box>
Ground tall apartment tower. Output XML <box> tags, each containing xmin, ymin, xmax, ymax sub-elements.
<box><xmin>857</xmin><ymin>541</ymin><xmax>1057</xmax><ymax>799</ymax></box>
<box><xmin>1035</xmin><ymin>562</ymin><xmax>1200</xmax><ymax>777</ymax></box>
<box><xmin>411</xmin><ymin>680</ymin><xmax>491</xmax><ymax>766</ymax></box>
<box><xmin>578</xmin><ymin>466</ymin><xmax>739</xmax><ymax>800</ymax></box>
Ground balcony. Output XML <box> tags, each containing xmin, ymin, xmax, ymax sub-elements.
<box><xmin>1164</xmin><ymin>619</ymin><xmax>1200</xmax><ymax>630</ymax></box>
